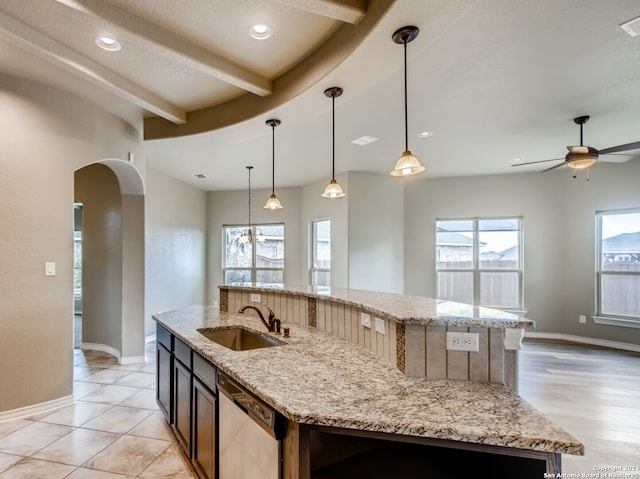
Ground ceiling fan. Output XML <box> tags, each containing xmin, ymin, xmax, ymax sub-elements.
<box><xmin>512</xmin><ymin>115</ymin><xmax>640</xmax><ymax>172</ymax></box>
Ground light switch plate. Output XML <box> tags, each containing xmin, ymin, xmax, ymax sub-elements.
<box><xmin>45</xmin><ymin>262</ymin><xmax>56</xmax><ymax>276</ymax></box>
<box><xmin>374</xmin><ymin>317</ymin><xmax>385</xmax><ymax>335</ymax></box>
<box><xmin>250</xmin><ymin>293</ymin><xmax>261</xmax><ymax>303</ymax></box>
<box><xmin>360</xmin><ymin>313</ymin><xmax>371</xmax><ymax>328</ymax></box>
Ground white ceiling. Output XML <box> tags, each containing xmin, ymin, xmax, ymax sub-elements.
<box><xmin>2</xmin><ymin>0</ymin><xmax>640</xmax><ymax>191</ymax></box>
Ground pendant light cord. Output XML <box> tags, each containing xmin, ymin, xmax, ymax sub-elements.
<box><xmin>247</xmin><ymin>166</ymin><xmax>252</xmax><ymax>227</ymax></box>
<box><xmin>403</xmin><ymin>38</ymin><xmax>409</xmax><ymax>152</ymax></box>
<box><xmin>332</xmin><ymin>93</ymin><xmax>336</xmax><ymax>180</ymax></box>
<box><xmin>271</xmin><ymin>124</ymin><xmax>276</xmax><ymax>195</ymax></box>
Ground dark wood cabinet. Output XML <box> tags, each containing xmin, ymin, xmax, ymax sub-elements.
<box><xmin>193</xmin><ymin>377</ymin><xmax>217</xmax><ymax>479</ymax></box>
<box><xmin>173</xmin><ymin>354</ymin><xmax>192</xmax><ymax>455</ymax></box>
<box><xmin>156</xmin><ymin>325</ymin><xmax>173</xmax><ymax>422</ymax></box>
<box><xmin>158</xmin><ymin>329</ymin><xmax>218</xmax><ymax>479</ymax></box>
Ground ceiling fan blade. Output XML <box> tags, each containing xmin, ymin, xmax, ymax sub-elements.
<box><xmin>541</xmin><ymin>162</ymin><xmax>565</xmax><ymax>172</ymax></box>
<box><xmin>511</xmin><ymin>158</ymin><xmax>563</xmax><ymax>167</ymax></box>
<box><xmin>599</xmin><ymin>141</ymin><xmax>640</xmax><ymax>154</ymax></box>
<box><xmin>599</xmin><ymin>153</ymin><xmax>635</xmax><ymax>163</ymax></box>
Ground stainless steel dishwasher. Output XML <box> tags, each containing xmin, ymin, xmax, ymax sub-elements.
<box><xmin>217</xmin><ymin>372</ymin><xmax>285</xmax><ymax>479</ymax></box>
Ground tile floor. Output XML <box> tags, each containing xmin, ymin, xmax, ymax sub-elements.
<box><xmin>0</xmin><ymin>343</ymin><xmax>198</xmax><ymax>479</ymax></box>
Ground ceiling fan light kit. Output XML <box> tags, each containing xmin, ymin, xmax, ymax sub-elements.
<box><xmin>390</xmin><ymin>26</ymin><xmax>426</xmax><ymax>177</ymax></box>
<box><xmin>511</xmin><ymin>114</ymin><xmax>640</xmax><ymax>173</ymax></box>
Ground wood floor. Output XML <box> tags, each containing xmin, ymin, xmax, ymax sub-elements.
<box><xmin>518</xmin><ymin>338</ymin><xmax>640</xmax><ymax>474</ymax></box>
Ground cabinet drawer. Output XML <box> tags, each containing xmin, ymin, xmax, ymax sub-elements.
<box><xmin>193</xmin><ymin>353</ymin><xmax>217</xmax><ymax>392</ymax></box>
<box><xmin>157</xmin><ymin>324</ymin><xmax>172</xmax><ymax>351</ymax></box>
<box><xmin>174</xmin><ymin>337</ymin><xmax>192</xmax><ymax>368</ymax></box>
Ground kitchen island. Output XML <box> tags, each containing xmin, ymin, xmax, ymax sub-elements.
<box><xmin>220</xmin><ymin>284</ymin><xmax>534</xmax><ymax>390</ymax></box>
<box><xmin>154</xmin><ymin>303</ymin><xmax>583</xmax><ymax>479</ymax></box>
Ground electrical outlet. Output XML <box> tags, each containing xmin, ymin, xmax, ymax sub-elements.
<box><xmin>579</xmin><ymin>315</ymin><xmax>586</xmax><ymax>324</ymax></box>
<box><xmin>375</xmin><ymin>317</ymin><xmax>385</xmax><ymax>335</ymax></box>
<box><xmin>360</xmin><ymin>313</ymin><xmax>371</xmax><ymax>328</ymax></box>
<box><xmin>446</xmin><ymin>332</ymin><xmax>479</xmax><ymax>352</ymax></box>
<box><xmin>250</xmin><ymin>293</ymin><xmax>261</xmax><ymax>303</ymax></box>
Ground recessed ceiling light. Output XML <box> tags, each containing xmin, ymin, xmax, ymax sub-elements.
<box><xmin>417</xmin><ymin>131</ymin><xmax>434</xmax><ymax>138</ymax></box>
<box><xmin>511</xmin><ymin>158</ymin><xmax>524</xmax><ymax>163</ymax></box>
<box><xmin>193</xmin><ymin>173</ymin><xmax>209</xmax><ymax>179</ymax></box>
<box><xmin>248</xmin><ymin>24</ymin><xmax>273</xmax><ymax>40</ymax></box>
<box><xmin>95</xmin><ymin>35</ymin><xmax>121</xmax><ymax>52</ymax></box>
<box><xmin>350</xmin><ymin>135</ymin><xmax>379</xmax><ymax>146</ymax></box>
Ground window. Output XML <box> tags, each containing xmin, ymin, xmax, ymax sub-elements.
<box><xmin>223</xmin><ymin>224</ymin><xmax>284</xmax><ymax>284</ymax></box>
<box><xmin>310</xmin><ymin>219</ymin><xmax>331</xmax><ymax>287</ymax></box>
<box><xmin>596</xmin><ymin>209</ymin><xmax>640</xmax><ymax>320</ymax></box>
<box><xmin>436</xmin><ymin>217</ymin><xmax>523</xmax><ymax>310</ymax></box>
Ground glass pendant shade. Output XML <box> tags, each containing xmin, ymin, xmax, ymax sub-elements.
<box><xmin>566</xmin><ymin>147</ymin><xmax>598</xmax><ymax>170</ymax></box>
<box><xmin>238</xmin><ymin>228</ymin><xmax>253</xmax><ymax>244</ymax></box>
<box><xmin>264</xmin><ymin>193</ymin><xmax>283</xmax><ymax>209</ymax></box>
<box><xmin>567</xmin><ymin>156</ymin><xmax>597</xmax><ymax>170</ymax></box>
<box><xmin>391</xmin><ymin>150</ymin><xmax>426</xmax><ymax>176</ymax></box>
<box><xmin>321</xmin><ymin>179</ymin><xmax>346</xmax><ymax>198</ymax></box>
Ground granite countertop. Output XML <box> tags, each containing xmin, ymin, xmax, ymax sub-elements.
<box><xmin>220</xmin><ymin>283</ymin><xmax>535</xmax><ymax>330</ymax></box>
<box><xmin>154</xmin><ymin>305</ymin><xmax>582</xmax><ymax>456</ymax></box>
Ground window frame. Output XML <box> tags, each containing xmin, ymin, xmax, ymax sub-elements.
<box><xmin>310</xmin><ymin>218</ymin><xmax>331</xmax><ymax>287</ymax></box>
<box><xmin>595</xmin><ymin>208</ymin><xmax>640</xmax><ymax>322</ymax></box>
<box><xmin>435</xmin><ymin>216</ymin><xmax>524</xmax><ymax>311</ymax></box>
<box><xmin>222</xmin><ymin>223</ymin><xmax>285</xmax><ymax>284</ymax></box>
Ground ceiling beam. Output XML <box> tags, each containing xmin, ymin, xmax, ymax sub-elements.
<box><xmin>0</xmin><ymin>11</ymin><xmax>186</xmax><ymax>124</ymax></box>
<box><xmin>54</xmin><ymin>0</ymin><xmax>272</xmax><ymax>97</ymax></box>
<box><xmin>274</xmin><ymin>0</ymin><xmax>367</xmax><ymax>24</ymax></box>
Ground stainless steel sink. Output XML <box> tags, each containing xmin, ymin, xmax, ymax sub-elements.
<box><xmin>197</xmin><ymin>327</ymin><xmax>283</xmax><ymax>351</ymax></box>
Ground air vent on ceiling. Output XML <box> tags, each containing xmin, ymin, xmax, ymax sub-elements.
<box><xmin>620</xmin><ymin>15</ymin><xmax>640</xmax><ymax>37</ymax></box>
<box><xmin>193</xmin><ymin>173</ymin><xmax>209</xmax><ymax>179</ymax></box>
<box><xmin>350</xmin><ymin>135</ymin><xmax>379</xmax><ymax>146</ymax></box>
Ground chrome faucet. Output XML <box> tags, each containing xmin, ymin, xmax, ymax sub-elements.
<box><xmin>238</xmin><ymin>304</ymin><xmax>281</xmax><ymax>334</ymax></box>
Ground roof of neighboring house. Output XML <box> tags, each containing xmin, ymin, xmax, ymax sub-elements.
<box><xmin>437</xmin><ymin>228</ymin><xmax>487</xmax><ymax>247</ymax></box>
<box><xmin>499</xmin><ymin>245</ymin><xmax>519</xmax><ymax>260</ymax></box>
<box><xmin>602</xmin><ymin>232</ymin><xmax>640</xmax><ymax>254</ymax></box>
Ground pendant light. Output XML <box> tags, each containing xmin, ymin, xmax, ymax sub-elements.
<box><xmin>321</xmin><ymin>87</ymin><xmax>346</xmax><ymax>198</ymax></box>
<box><xmin>264</xmin><ymin>119</ymin><xmax>283</xmax><ymax>209</ymax></box>
<box><xmin>238</xmin><ymin>166</ymin><xmax>254</xmax><ymax>244</ymax></box>
<box><xmin>390</xmin><ymin>25</ymin><xmax>425</xmax><ymax>177</ymax></box>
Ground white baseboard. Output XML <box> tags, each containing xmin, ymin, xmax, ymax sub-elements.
<box><xmin>524</xmin><ymin>331</ymin><xmax>640</xmax><ymax>353</ymax></box>
<box><xmin>0</xmin><ymin>395</ymin><xmax>74</xmax><ymax>423</ymax></box>
<box><xmin>145</xmin><ymin>333</ymin><xmax>156</xmax><ymax>344</ymax></box>
<box><xmin>120</xmin><ymin>355</ymin><xmax>146</xmax><ymax>365</ymax></box>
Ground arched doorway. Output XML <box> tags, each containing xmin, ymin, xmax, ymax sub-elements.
<box><xmin>74</xmin><ymin>159</ymin><xmax>145</xmax><ymax>364</ymax></box>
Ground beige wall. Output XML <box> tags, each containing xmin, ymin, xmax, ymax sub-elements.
<box><xmin>145</xmin><ymin>167</ymin><xmax>207</xmax><ymax>336</ymax></box>
<box><xmin>347</xmin><ymin>172</ymin><xmax>404</xmax><ymax>293</ymax></box>
<box><xmin>0</xmin><ymin>74</ymin><xmax>144</xmax><ymax>412</ymax></box>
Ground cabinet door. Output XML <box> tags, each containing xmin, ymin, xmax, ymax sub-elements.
<box><xmin>193</xmin><ymin>377</ymin><xmax>217</xmax><ymax>479</ymax></box>
<box><xmin>173</xmin><ymin>359</ymin><xmax>192</xmax><ymax>455</ymax></box>
<box><xmin>156</xmin><ymin>343</ymin><xmax>172</xmax><ymax>422</ymax></box>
